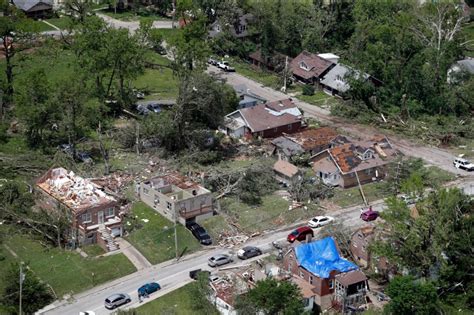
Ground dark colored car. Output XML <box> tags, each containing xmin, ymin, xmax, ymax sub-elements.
<box><xmin>186</xmin><ymin>222</ymin><xmax>212</xmax><ymax>245</ymax></box>
<box><xmin>360</xmin><ymin>209</ymin><xmax>379</xmax><ymax>222</ymax></box>
<box><xmin>287</xmin><ymin>226</ymin><xmax>314</xmax><ymax>243</ymax></box>
<box><xmin>138</xmin><ymin>282</ymin><xmax>161</xmax><ymax>296</ymax></box>
<box><xmin>104</xmin><ymin>293</ymin><xmax>131</xmax><ymax>310</ymax></box>
<box><xmin>189</xmin><ymin>269</ymin><xmax>211</xmax><ymax>280</ymax></box>
<box><xmin>237</xmin><ymin>246</ymin><xmax>262</xmax><ymax>260</ymax></box>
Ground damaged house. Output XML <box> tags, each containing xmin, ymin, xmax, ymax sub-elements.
<box><xmin>310</xmin><ymin>136</ymin><xmax>397</xmax><ymax>188</ymax></box>
<box><xmin>272</xmin><ymin>127</ymin><xmax>340</xmax><ymax>161</ymax></box>
<box><xmin>223</xmin><ymin>99</ymin><xmax>304</xmax><ymax>139</ymax></box>
<box><xmin>138</xmin><ymin>173</ymin><xmax>214</xmax><ymax>225</ymax></box>
<box><xmin>36</xmin><ymin>168</ymin><xmax>123</xmax><ymax>252</ymax></box>
<box><xmin>283</xmin><ymin>237</ymin><xmax>369</xmax><ymax>312</ymax></box>
<box><xmin>290</xmin><ymin>50</ymin><xmax>335</xmax><ymax>85</ymax></box>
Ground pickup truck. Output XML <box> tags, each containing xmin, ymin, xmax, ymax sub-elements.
<box><xmin>217</xmin><ymin>61</ymin><xmax>235</xmax><ymax>72</ymax></box>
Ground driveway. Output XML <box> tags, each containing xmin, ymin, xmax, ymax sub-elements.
<box><xmin>209</xmin><ymin>66</ymin><xmax>473</xmax><ymax>177</ymax></box>
<box><xmin>115</xmin><ymin>238</ymin><xmax>152</xmax><ymax>270</ymax></box>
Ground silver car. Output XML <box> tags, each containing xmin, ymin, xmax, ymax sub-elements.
<box><xmin>208</xmin><ymin>254</ymin><xmax>233</xmax><ymax>267</ymax></box>
<box><xmin>104</xmin><ymin>293</ymin><xmax>131</xmax><ymax>310</ymax></box>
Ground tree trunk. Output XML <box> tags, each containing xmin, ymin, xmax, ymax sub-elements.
<box><xmin>2</xmin><ymin>38</ymin><xmax>14</xmax><ymax>119</ymax></box>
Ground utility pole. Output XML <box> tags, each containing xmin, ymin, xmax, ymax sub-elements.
<box><xmin>174</xmin><ymin>208</ymin><xmax>178</xmax><ymax>260</ymax></box>
<box><xmin>283</xmin><ymin>55</ymin><xmax>288</xmax><ymax>93</ymax></box>
<box><xmin>19</xmin><ymin>263</ymin><xmax>24</xmax><ymax>315</ymax></box>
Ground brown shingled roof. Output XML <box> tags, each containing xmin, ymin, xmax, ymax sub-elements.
<box><xmin>239</xmin><ymin>99</ymin><xmax>302</xmax><ymax>133</ymax></box>
<box><xmin>285</xmin><ymin>127</ymin><xmax>338</xmax><ymax>151</ymax></box>
<box><xmin>290</xmin><ymin>50</ymin><xmax>334</xmax><ymax>80</ymax></box>
<box><xmin>329</xmin><ymin>144</ymin><xmax>361</xmax><ymax>173</ymax></box>
<box><xmin>273</xmin><ymin>160</ymin><xmax>299</xmax><ymax>178</ymax></box>
<box><xmin>335</xmin><ymin>270</ymin><xmax>367</xmax><ymax>287</ymax></box>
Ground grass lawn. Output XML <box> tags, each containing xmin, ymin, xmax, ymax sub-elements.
<box><xmin>0</xmin><ymin>230</ymin><xmax>136</xmax><ymax>298</ymax></box>
<box><xmin>134</xmin><ymin>54</ymin><xmax>179</xmax><ymax>99</ymax></box>
<box><xmin>330</xmin><ymin>182</ymin><xmax>390</xmax><ymax>208</ymax></box>
<box><xmin>29</xmin><ymin>19</ymin><xmax>55</xmax><ymax>32</ymax></box>
<box><xmin>230</xmin><ymin>58</ymin><xmax>279</xmax><ymax>88</ymax></box>
<box><xmin>423</xmin><ymin>166</ymin><xmax>456</xmax><ymax>187</ymax></box>
<box><xmin>136</xmin><ymin>283</ymin><xmax>218</xmax><ymax>315</ymax></box>
<box><xmin>221</xmin><ymin>194</ymin><xmax>321</xmax><ymax>234</ymax></box>
<box><xmin>461</xmin><ymin>22</ymin><xmax>474</xmax><ymax>58</ymax></box>
<box><xmin>99</xmin><ymin>9</ymin><xmax>171</xmax><ymax>22</ymax></box>
<box><xmin>46</xmin><ymin>17</ymin><xmax>72</xmax><ymax>30</ymax></box>
<box><xmin>125</xmin><ymin>202</ymin><xmax>201</xmax><ymax>264</ymax></box>
<box><xmin>297</xmin><ymin>90</ymin><xmax>331</xmax><ymax>104</ymax></box>
<box><xmin>80</xmin><ymin>244</ymin><xmax>105</xmax><ymax>257</ymax></box>
<box><xmin>200</xmin><ymin>215</ymin><xmax>233</xmax><ymax>241</ymax></box>
<box><xmin>0</xmin><ymin>245</ymin><xmax>17</xmax><ymax>293</ymax></box>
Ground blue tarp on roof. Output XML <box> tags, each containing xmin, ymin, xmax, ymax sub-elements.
<box><xmin>294</xmin><ymin>236</ymin><xmax>358</xmax><ymax>278</ymax></box>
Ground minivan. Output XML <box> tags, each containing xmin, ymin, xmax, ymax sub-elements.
<box><xmin>287</xmin><ymin>226</ymin><xmax>314</xmax><ymax>243</ymax></box>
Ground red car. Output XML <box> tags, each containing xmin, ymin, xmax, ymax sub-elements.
<box><xmin>360</xmin><ymin>209</ymin><xmax>379</xmax><ymax>222</ymax></box>
<box><xmin>287</xmin><ymin>226</ymin><xmax>314</xmax><ymax>243</ymax></box>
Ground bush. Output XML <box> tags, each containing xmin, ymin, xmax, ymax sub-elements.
<box><xmin>302</xmin><ymin>84</ymin><xmax>315</xmax><ymax>96</ymax></box>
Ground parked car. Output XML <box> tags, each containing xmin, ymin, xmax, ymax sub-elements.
<box><xmin>208</xmin><ymin>254</ymin><xmax>233</xmax><ymax>267</ymax></box>
<box><xmin>453</xmin><ymin>157</ymin><xmax>474</xmax><ymax>171</ymax></box>
<box><xmin>217</xmin><ymin>60</ymin><xmax>235</xmax><ymax>72</ymax></box>
<box><xmin>287</xmin><ymin>226</ymin><xmax>314</xmax><ymax>243</ymax></box>
<box><xmin>137</xmin><ymin>102</ymin><xmax>162</xmax><ymax>115</ymax></box>
<box><xmin>237</xmin><ymin>246</ymin><xmax>262</xmax><ymax>260</ymax></box>
<box><xmin>104</xmin><ymin>293</ymin><xmax>131</xmax><ymax>310</ymax></box>
<box><xmin>138</xmin><ymin>282</ymin><xmax>161</xmax><ymax>296</ymax></box>
<box><xmin>360</xmin><ymin>208</ymin><xmax>379</xmax><ymax>222</ymax></box>
<box><xmin>189</xmin><ymin>269</ymin><xmax>211</xmax><ymax>280</ymax></box>
<box><xmin>186</xmin><ymin>222</ymin><xmax>212</xmax><ymax>245</ymax></box>
<box><xmin>208</xmin><ymin>57</ymin><xmax>218</xmax><ymax>66</ymax></box>
<box><xmin>307</xmin><ymin>216</ymin><xmax>334</xmax><ymax>228</ymax></box>
<box><xmin>399</xmin><ymin>194</ymin><xmax>421</xmax><ymax>205</ymax></box>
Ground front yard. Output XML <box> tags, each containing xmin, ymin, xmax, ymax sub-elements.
<box><xmin>0</xmin><ymin>228</ymin><xmax>136</xmax><ymax>298</ymax></box>
<box><xmin>125</xmin><ymin>202</ymin><xmax>201</xmax><ymax>264</ymax></box>
<box><xmin>134</xmin><ymin>54</ymin><xmax>179</xmax><ymax>100</ymax></box>
<box><xmin>136</xmin><ymin>283</ymin><xmax>219</xmax><ymax>315</ymax></box>
<box><xmin>220</xmin><ymin>194</ymin><xmax>321</xmax><ymax>234</ymax></box>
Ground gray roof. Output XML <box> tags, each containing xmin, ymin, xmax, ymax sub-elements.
<box><xmin>272</xmin><ymin>137</ymin><xmax>304</xmax><ymax>157</ymax></box>
<box><xmin>13</xmin><ymin>0</ymin><xmax>52</xmax><ymax>11</ymax></box>
<box><xmin>320</xmin><ymin>64</ymin><xmax>369</xmax><ymax>93</ymax></box>
<box><xmin>456</xmin><ymin>59</ymin><xmax>474</xmax><ymax>74</ymax></box>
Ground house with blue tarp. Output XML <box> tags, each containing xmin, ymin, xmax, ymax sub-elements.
<box><xmin>283</xmin><ymin>236</ymin><xmax>369</xmax><ymax>312</ymax></box>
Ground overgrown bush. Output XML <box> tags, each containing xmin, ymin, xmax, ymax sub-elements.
<box><xmin>302</xmin><ymin>84</ymin><xmax>315</xmax><ymax>96</ymax></box>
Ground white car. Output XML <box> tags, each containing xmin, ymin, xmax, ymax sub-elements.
<box><xmin>453</xmin><ymin>158</ymin><xmax>474</xmax><ymax>171</ymax></box>
<box><xmin>308</xmin><ymin>216</ymin><xmax>334</xmax><ymax>228</ymax></box>
<box><xmin>217</xmin><ymin>61</ymin><xmax>235</xmax><ymax>72</ymax></box>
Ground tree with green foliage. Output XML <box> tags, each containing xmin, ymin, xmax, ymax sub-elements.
<box><xmin>373</xmin><ymin>188</ymin><xmax>473</xmax><ymax>310</ymax></box>
<box><xmin>1</xmin><ymin>263</ymin><xmax>54</xmax><ymax>314</ymax></box>
<box><xmin>0</xmin><ymin>0</ymin><xmax>36</xmax><ymax>117</ymax></box>
<box><xmin>188</xmin><ymin>271</ymin><xmax>217</xmax><ymax>314</ymax></box>
<box><xmin>235</xmin><ymin>278</ymin><xmax>305</xmax><ymax>315</ymax></box>
<box><xmin>385</xmin><ymin>276</ymin><xmax>439</xmax><ymax>315</ymax></box>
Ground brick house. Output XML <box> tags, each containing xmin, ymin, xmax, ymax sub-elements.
<box><xmin>223</xmin><ymin>99</ymin><xmax>304</xmax><ymax>139</ymax></box>
<box><xmin>36</xmin><ymin>168</ymin><xmax>123</xmax><ymax>252</ymax></box>
<box><xmin>138</xmin><ymin>173</ymin><xmax>214</xmax><ymax>225</ymax></box>
<box><xmin>310</xmin><ymin>136</ymin><xmax>397</xmax><ymax>188</ymax></box>
<box><xmin>272</xmin><ymin>127</ymin><xmax>339</xmax><ymax>161</ymax></box>
<box><xmin>283</xmin><ymin>237</ymin><xmax>367</xmax><ymax>312</ymax></box>
<box><xmin>290</xmin><ymin>50</ymin><xmax>335</xmax><ymax>84</ymax></box>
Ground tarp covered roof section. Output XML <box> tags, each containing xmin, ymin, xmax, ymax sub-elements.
<box><xmin>294</xmin><ymin>236</ymin><xmax>358</xmax><ymax>278</ymax></box>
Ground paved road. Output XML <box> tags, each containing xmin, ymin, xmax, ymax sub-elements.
<box><xmin>40</xmin><ymin>177</ymin><xmax>474</xmax><ymax>315</ymax></box>
<box><xmin>208</xmin><ymin>66</ymin><xmax>474</xmax><ymax>178</ymax></box>
<box><xmin>40</xmin><ymin>200</ymin><xmax>387</xmax><ymax>315</ymax></box>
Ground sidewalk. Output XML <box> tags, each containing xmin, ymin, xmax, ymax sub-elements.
<box><xmin>116</xmin><ymin>238</ymin><xmax>152</xmax><ymax>270</ymax></box>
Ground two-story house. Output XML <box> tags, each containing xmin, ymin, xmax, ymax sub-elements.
<box><xmin>283</xmin><ymin>237</ymin><xmax>367</xmax><ymax>312</ymax></box>
<box><xmin>290</xmin><ymin>50</ymin><xmax>335</xmax><ymax>84</ymax></box>
<box><xmin>138</xmin><ymin>173</ymin><xmax>214</xmax><ymax>225</ymax></box>
<box><xmin>36</xmin><ymin>168</ymin><xmax>123</xmax><ymax>252</ymax></box>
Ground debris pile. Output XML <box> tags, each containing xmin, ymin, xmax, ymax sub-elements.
<box><xmin>218</xmin><ymin>232</ymin><xmax>249</xmax><ymax>248</ymax></box>
<box><xmin>91</xmin><ymin>172</ymin><xmax>135</xmax><ymax>193</ymax></box>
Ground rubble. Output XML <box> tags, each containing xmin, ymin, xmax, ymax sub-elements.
<box><xmin>90</xmin><ymin>172</ymin><xmax>135</xmax><ymax>193</ymax></box>
<box><xmin>218</xmin><ymin>231</ymin><xmax>250</xmax><ymax>248</ymax></box>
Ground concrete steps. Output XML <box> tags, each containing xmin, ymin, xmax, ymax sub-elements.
<box><xmin>98</xmin><ymin>226</ymin><xmax>119</xmax><ymax>252</ymax></box>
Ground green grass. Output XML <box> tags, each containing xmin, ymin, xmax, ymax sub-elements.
<box><xmin>0</xmin><ymin>245</ymin><xmax>17</xmax><ymax>293</ymax></box>
<box><xmin>221</xmin><ymin>194</ymin><xmax>322</xmax><ymax>234</ymax></box>
<box><xmin>46</xmin><ymin>17</ymin><xmax>72</xmax><ymax>30</ymax></box>
<box><xmin>99</xmin><ymin>9</ymin><xmax>171</xmax><ymax>22</ymax></box>
<box><xmin>423</xmin><ymin>166</ymin><xmax>456</xmax><ymax>187</ymax></box>
<box><xmin>200</xmin><ymin>215</ymin><xmax>233</xmax><ymax>241</ymax></box>
<box><xmin>229</xmin><ymin>58</ymin><xmax>279</xmax><ymax>88</ymax></box>
<box><xmin>330</xmin><ymin>182</ymin><xmax>390</xmax><ymax>208</ymax></box>
<box><xmin>134</xmin><ymin>55</ymin><xmax>179</xmax><ymax>99</ymax></box>
<box><xmin>0</xmin><ymin>231</ymin><xmax>136</xmax><ymax>297</ymax></box>
<box><xmin>136</xmin><ymin>283</ymin><xmax>219</xmax><ymax>315</ymax></box>
<box><xmin>461</xmin><ymin>22</ymin><xmax>474</xmax><ymax>58</ymax></box>
<box><xmin>80</xmin><ymin>244</ymin><xmax>105</xmax><ymax>257</ymax></box>
<box><xmin>29</xmin><ymin>20</ymin><xmax>55</xmax><ymax>32</ymax></box>
<box><xmin>297</xmin><ymin>90</ymin><xmax>331</xmax><ymax>104</ymax></box>
<box><xmin>0</xmin><ymin>135</ymin><xmax>29</xmax><ymax>155</ymax></box>
<box><xmin>125</xmin><ymin>202</ymin><xmax>201</xmax><ymax>264</ymax></box>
